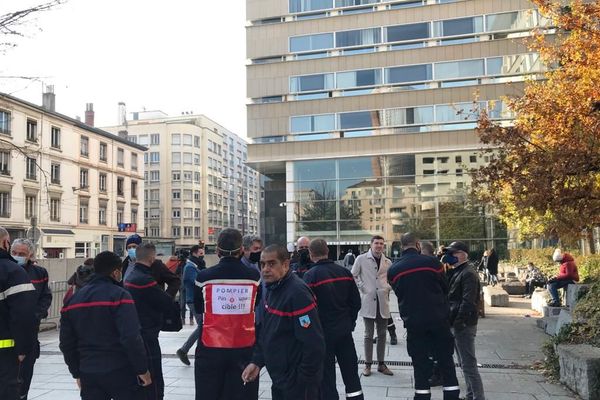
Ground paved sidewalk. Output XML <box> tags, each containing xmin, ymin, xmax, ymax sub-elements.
<box><xmin>28</xmin><ymin>296</ymin><xmax>576</xmax><ymax>399</ymax></box>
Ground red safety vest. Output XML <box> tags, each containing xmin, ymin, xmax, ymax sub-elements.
<box><xmin>199</xmin><ymin>278</ymin><xmax>259</xmax><ymax>348</ymax></box>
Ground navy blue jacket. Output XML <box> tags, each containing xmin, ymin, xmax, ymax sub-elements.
<box><xmin>252</xmin><ymin>271</ymin><xmax>325</xmax><ymax>389</ymax></box>
<box><xmin>23</xmin><ymin>261</ymin><xmax>52</xmax><ymax>323</ymax></box>
<box><xmin>59</xmin><ymin>275</ymin><xmax>148</xmax><ymax>378</ymax></box>
<box><xmin>124</xmin><ymin>263</ymin><xmax>175</xmax><ymax>338</ymax></box>
<box><xmin>387</xmin><ymin>248</ymin><xmax>450</xmax><ymax>329</ymax></box>
<box><xmin>303</xmin><ymin>259</ymin><xmax>361</xmax><ymax>338</ymax></box>
<box><xmin>0</xmin><ymin>249</ymin><xmax>37</xmax><ymax>355</ymax></box>
<box><xmin>183</xmin><ymin>256</ymin><xmax>205</xmax><ymax>304</ymax></box>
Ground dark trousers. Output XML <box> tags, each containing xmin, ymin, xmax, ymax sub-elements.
<box><xmin>80</xmin><ymin>366</ymin><xmax>144</xmax><ymax>400</ymax></box>
<box><xmin>322</xmin><ymin>333</ymin><xmax>363</xmax><ymax>400</ymax></box>
<box><xmin>18</xmin><ymin>340</ymin><xmax>40</xmax><ymax>399</ymax></box>
<box><xmin>142</xmin><ymin>334</ymin><xmax>164</xmax><ymax>400</ymax></box>
<box><xmin>406</xmin><ymin>324</ymin><xmax>460</xmax><ymax>400</ymax></box>
<box><xmin>387</xmin><ymin>317</ymin><xmax>396</xmax><ymax>336</ymax></box>
<box><xmin>0</xmin><ymin>349</ymin><xmax>20</xmax><ymax>400</ymax></box>
<box><xmin>272</xmin><ymin>384</ymin><xmax>319</xmax><ymax>400</ymax></box>
<box><xmin>194</xmin><ymin>346</ymin><xmax>258</xmax><ymax>400</ymax></box>
<box><xmin>525</xmin><ymin>281</ymin><xmax>545</xmax><ymax>296</ymax></box>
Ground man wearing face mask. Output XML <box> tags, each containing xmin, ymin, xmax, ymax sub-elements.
<box><xmin>443</xmin><ymin>242</ymin><xmax>485</xmax><ymax>400</ymax></box>
<box><xmin>241</xmin><ymin>235</ymin><xmax>263</xmax><ymax>272</ymax></box>
<box><xmin>176</xmin><ymin>245</ymin><xmax>206</xmax><ymax>365</ymax></box>
<box><xmin>122</xmin><ymin>234</ymin><xmax>181</xmax><ymax>298</ymax></box>
<box><xmin>124</xmin><ymin>243</ymin><xmax>176</xmax><ymax>400</ymax></box>
<box><xmin>11</xmin><ymin>238</ymin><xmax>52</xmax><ymax>400</ymax></box>
<box><xmin>291</xmin><ymin>236</ymin><xmax>312</xmax><ymax>278</ymax></box>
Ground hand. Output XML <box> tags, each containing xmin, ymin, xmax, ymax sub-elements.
<box><xmin>138</xmin><ymin>371</ymin><xmax>152</xmax><ymax>387</ymax></box>
<box><xmin>18</xmin><ymin>355</ymin><xmax>25</xmax><ymax>362</ymax></box>
<box><xmin>241</xmin><ymin>363</ymin><xmax>260</xmax><ymax>383</ymax></box>
<box><xmin>76</xmin><ymin>379</ymin><xmax>81</xmax><ymax>389</ymax></box>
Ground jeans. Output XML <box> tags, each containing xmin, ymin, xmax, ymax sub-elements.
<box><xmin>363</xmin><ymin>316</ymin><xmax>387</xmax><ymax>364</ymax></box>
<box><xmin>453</xmin><ymin>324</ymin><xmax>485</xmax><ymax>400</ymax></box>
<box><xmin>547</xmin><ymin>280</ymin><xmax>573</xmax><ymax>304</ymax></box>
<box><xmin>181</xmin><ymin>304</ymin><xmax>203</xmax><ymax>354</ymax></box>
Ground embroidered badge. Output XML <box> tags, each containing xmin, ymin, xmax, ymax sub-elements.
<box><xmin>299</xmin><ymin>314</ymin><xmax>311</xmax><ymax>328</ymax></box>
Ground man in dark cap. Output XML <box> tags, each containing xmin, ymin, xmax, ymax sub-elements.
<box><xmin>443</xmin><ymin>241</ymin><xmax>485</xmax><ymax>400</ymax></box>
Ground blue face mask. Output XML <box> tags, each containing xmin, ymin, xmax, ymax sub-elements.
<box><xmin>127</xmin><ymin>248</ymin><xmax>137</xmax><ymax>260</ymax></box>
<box><xmin>13</xmin><ymin>255</ymin><xmax>27</xmax><ymax>266</ymax></box>
<box><xmin>441</xmin><ymin>253</ymin><xmax>459</xmax><ymax>266</ymax></box>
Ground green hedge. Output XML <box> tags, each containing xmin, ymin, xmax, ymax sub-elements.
<box><xmin>509</xmin><ymin>248</ymin><xmax>600</xmax><ymax>283</ymax></box>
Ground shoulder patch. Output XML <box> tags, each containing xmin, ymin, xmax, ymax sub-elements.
<box><xmin>298</xmin><ymin>314</ymin><xmax>311</xmax><ymax>328</ymax></box>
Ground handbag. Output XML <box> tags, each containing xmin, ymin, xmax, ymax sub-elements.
<box><xmin>161</xmin><ymin>300</ymin><xmax>183</xmax><ymax>332</ymax></box>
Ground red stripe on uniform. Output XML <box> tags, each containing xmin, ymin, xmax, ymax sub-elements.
<box><xmin>391</xmin><ymin>267</ymin><xmax>442</xmax><ymax>284</ymax></box>
<box><xmin>308</xmin><ymin>276</ymin><xmax>354</xmax><ymax>288</ymax></box>
<box><xmin>124</xmin><ymin>281</ymin><xmax>157</xmax><ymax>289</ymax></box>
<box><xmin>265</xmin><ymin>302</ymin><xmax>316</xmax><ymax>317</ymax></box>
<box><xmin>31</xmin><ymin>277</ymin><xmax>49</xmax><ymax>284</ymax></box>
<box><xmin>61</xmin><ymin>299</ymin><xmax>135</xmax><ymax>313</ymax></box>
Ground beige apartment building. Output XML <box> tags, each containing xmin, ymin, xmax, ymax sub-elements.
<box><xmin>246</xmin><ymin>0</ymin><xmax>548</xmax><ymax>256</ymax></box>
<box><xmin>0</xmin><ymin>89</ymin><xmax>145</xmax><ymax>259</ymax></box>
<box><xmin>103</xmin><ymin>113</ymin><xmax>260</xmax><ymax>254</ymax></box>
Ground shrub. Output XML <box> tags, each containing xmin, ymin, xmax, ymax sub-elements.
<box><xmin>509</xmin><ymin>248</ymin><xmax>600</xmax><ymax>282</ymax></box>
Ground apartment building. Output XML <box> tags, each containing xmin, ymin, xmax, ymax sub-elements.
<box><xmin>102</xmin><ymin>113</ymin><xmax>260</xmax><ymax>253</ymax></box>
<box><xmin>246</xmin><ymin>0</ymin><xmax>548</xmax><ymax>255</ymax></box>
<box><xmin>0</xmin><ymin>89</ymin><xmax>146</xmax><ymax>259</ymax></box>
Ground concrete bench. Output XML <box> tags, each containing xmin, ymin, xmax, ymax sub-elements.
<box><xmin>531</xmin><ymin>289</ymin><xmax>551</xmax><ymax>314</ymax></box>
<box><xmin>566</xmin><ymin>284</ymin><xmax>591</xmax><ymax>311</ymax></box>
<box><xmin>483</xmin><ymin>286</ymin><xmax>509</xmax><ymax>307</ymax></box>
<box><xmin>501</xmin><ymin>281</ymin><xmax>526</xmax><ymax>295</ymax></box>
<box><xmin>557</xmin><ymin>344</ymin><xmax>600</xmax><ymax>400</ymax></box>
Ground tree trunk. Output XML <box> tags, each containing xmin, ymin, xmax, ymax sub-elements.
<box><xmin>587</xmin><ymin>229</ymin><xmax>597</xmax><ymax>255</ymax></box>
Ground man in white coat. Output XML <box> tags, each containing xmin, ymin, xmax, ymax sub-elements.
<box><xmin>351</xmin><ymin>235</ymin><xmax>394</xmax><ymax>377</ymax></box>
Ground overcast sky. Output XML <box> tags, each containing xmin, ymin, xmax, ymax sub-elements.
<box><xmin>0</xmin><ymin>0</ymin><xmax>248</xmax><ymax>136</ymax></box>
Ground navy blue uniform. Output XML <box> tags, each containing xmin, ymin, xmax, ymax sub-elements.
<box><xmin>252</xmin><ymin>271</ymin><xmax>325</xmax><ymax>400</ymax></box>
<box><xmin>60</xmin><ymin>275</ymin><xmax>148</xmax><ymax>400</ymax></box>
<box><xmin>0</xmin><ymin>250</ymin><xmax>37</xmax><ymax>400</ymax></box>
<box><xmin>20</xmin><ymin>261</ymin><xmax>52</xmax><ymax>399</ymax></box>
<box><xmin>125</xmin><ymin>264</ymin><xmax>175</xmax><ymax>400</ymax></box>
<box><xmin>388</xmin><ymin>248</ymin><xmax>459</xmax><ymax>400</ymax></box>
<box><xmin>303</xmin><ymin>260</ymin><xmax>363</xmax><ymax>400</ymax></box>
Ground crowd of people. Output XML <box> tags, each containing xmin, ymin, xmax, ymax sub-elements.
<box><xmin>0</xmin><ymin>224</ymin><xmax>581</xmax><ymax>400</ymax></box>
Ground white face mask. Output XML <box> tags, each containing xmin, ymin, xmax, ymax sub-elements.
<box><xmin>13</xmin><ymin>255</ymin><xmax>27</xmax><ymax>266</ymax></box>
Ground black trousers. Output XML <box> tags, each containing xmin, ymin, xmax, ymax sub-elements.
<box><xmin>322</xmin><ymin>333</ymin><xmax>363</xmax><ymax>400</ymax></box>
<box><xmin>406</xmin><ymin>324</ymin><xmax>460</xmax><ymax>400</ymax></box>
<box><xmin>0</xmin><ymin>349</ymin><xmax>20</xmax><ymax>400</ymax></box>
<box><xmin>525</xmin><ymin>281</ymin><xmax>545</xmax><ymax>295</ymax></box>
<box><xmin>272</xmin><ymin>384</ymin><xmax>319</xmax><ymax>400</ymax></box>
<box><xmin>194</xmin><ymin>346</ymin><xmax>258</xmax><ymax>400</ymax></box>
<box><xmin>142</xmin><ymin>334</ymin><xmax>164</xmax><ymax>400</ymax></box>
<box><xmin>80</xmin><ymin>366</ymin><xmax>144</xmax><ymax>400</ymax></box>
<box><xmin>19</xmin><ymin>339</ymin><xmax>40</xmax><ymax>399</ymax></box>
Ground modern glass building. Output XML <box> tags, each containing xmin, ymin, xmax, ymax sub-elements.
<box><xmin>246</xmin><ymin>0</ymin><xmax>548</xmax><ymax>257</ymax></box>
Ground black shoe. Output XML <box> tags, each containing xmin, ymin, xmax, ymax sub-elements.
<box><xmin>547</xmin><ymin>301</ymin><xmax>561</xmax><ymax>307</ymax></box>
<box><xmin>390</xmin><ymin>335</ymin><xmax>398</xmax><ymax>345</ymax></box>
<box><xmin>176</xmin><ymin>349</ymin><xmax>190</xmax><ymax>366</ymax></box>
<box><xmin>373</xmin><ymin>337</ymin><xmax>377</xmax><ymax>344</ymax></box>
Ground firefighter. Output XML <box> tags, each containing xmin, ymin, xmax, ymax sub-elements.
<box><xmin>303</xmin><ymin>238</ymin><xmax>363</xmax><ymax>400</ymax></box>
<box><xmin>11</xmin><ymin>238</ymin><xmax>52</xmax><ymax>400</ymax></box>
<box><xmin>193</xmin><ymin>228</ymin><xmax>260</xmax><ymax>400</ymax></box>
<box><xmin>387</xmin><ymin>232</ymin><xmax>460</xmax><ymax>400</ymax></box>
<box><xmin>0</xmin><ymin>227</ymin><xmax>37</xmax><ymax>400</ymax></box>
<box><xmin>242</xmin><ymin>244</ymin><xmax>325</xmax><ymax>400</ymax></box>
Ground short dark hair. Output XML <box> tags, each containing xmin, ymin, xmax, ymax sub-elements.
<box><xmin>94</xmin><ymin>251</ymin><xmax>122</xmax><ymax>276</ymax></box>
<box><xmin>190</xmin><ymin>245</ymin><xmax>201</xmax><ymax>254</ymax></box>
<box><xmin>400</xmin><ymin>232</ymin><xmax>418</xmax><ymax>248</ymax></box>
<box><xmin>262</xmin><ymin>244</ymin><xmax>290</xmax><ymax>263</ymax></box>
<box><xmin>83</xmin><ymin>258</ymin><xmax>94</xmax><ymax>266</ymax></box>
<box><xmin>371</xmin><ymin>235</ymin><xmax>385</xmax><ymax>243</ymax></box>
<box><xmin>420</xmin><ymin>241</ymin><xmax>435</xmax><ymax>256</ymax></box>
<box><xmin>309</xmin><ymin>238</ymin><xmax>329</xmax><ymax>258</ymax></box>
<box><xmin>136</xmin><ymin>243</ymin><xmax>156</xmax><ymax>262</ymax></box>
<box><xmin>217</xmin><ymin>228</ymin><xmax>243</xmax><ymax>257</ymax></box>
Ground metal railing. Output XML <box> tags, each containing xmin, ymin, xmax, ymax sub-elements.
<box><xmin>42</xmin><ymin>280</ymin><xmax>69</xmax><ymax>329</ymax></box>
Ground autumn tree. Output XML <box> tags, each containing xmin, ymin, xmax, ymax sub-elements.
<box><xmin>472</xmin><ymin>0</ymin><xmax>600</xmax><ymax>252</ymax></box>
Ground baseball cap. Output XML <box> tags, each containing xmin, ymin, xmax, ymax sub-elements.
<box><xmin>446</xmin><ymin>241</ymin><xmax>469</xmax><ymax>254</ymax></box>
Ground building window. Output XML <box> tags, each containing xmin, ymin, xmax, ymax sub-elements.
<box><xmin>26</xmin><ymin>120</ymin><xmax>37</xmax><ymax>142</ymax></box>
<box><xmin>194</xmin><ymin>208</ymin><xmax>200</xmax><ymax>219</ymax></box>
<box><xmin>470</xmin><ymin>155</ymin><xmax>477</xmax><ymax>163</ymax></box>
<box><xmin>99</xmin><ymin>142</ymin><xmax>107</xmax><ymax>161</ymax></box>
<box><xmin>194</xmin><ymin>136</ymin><xmax>200</xmax><ymax>147</ymax></box>
<box><xmin>75</xmin><ymin>242</ymin><xmax>91</xmax><ymax>258</ymax></box>
<box><xmin>50</xmin><ymin>197</ymin><xmax>60</xmax><ymax>221</ymax></box>
<box><xmin>194</xmin><ymin>172</ymin><xmax>200</xmax><ymax>183</ymax></box>
<box><xmin>0</xmin><ymin>110</ymin><xmax>10</xmax><ymax>135</ymax></box>
<box><xmin>117</xmin><ymin>148</ymin><xmax>124</xmax><ymax>167</ymax></box>
<box><xmin>456</xmin><ymin>168</ymin><xmax>463</xmax><ymax>176</ymax></box>
<box><xmin>183</xmin><ymin>190</ymin><xmax>193</xmax><ymax>201</ymax></box>
<box><xmin>131</xmin><ymin>153</ymin><xmax>138</xmax><ymax>170</ymax></box>
<box><xmin>336</xmin><ymin>27</ymin><xmax>381</xmax><ymax>48</ymax></box>
<box><xmin>173</xmin><ymin>171</ymin><xmax>181</xmax><ymax>181</ymax></box>
<box><xmin>131</xmin><ymin>180</ymin><xmax>138</xmax><ymax>199</ymax></box>
<box><xmin>151</xmin><ymin>134</ymin><xmax>160</xmax><ymax>145</ymax></box>
<box><xmin>51</xmin><ymin>163</ymin><xmax>61</xmax><ymax>184</ymax></box>
<box><xmin>25</xmin><ymin>195</ymin><xmax>36</xmax><ymax>219</ymax></box>
<box><xmin>150</xmin><ymin>152</ymin><xmax>160</xmax><ymax>163</ymax></box>
<box><xmin>194</xmin><ymin>191</ymin><xmax>200</xmax><ymax>201</ymax></box>
<box><xmin>117</xmin><ymin>177</ymin><xmax>124</xmax><ymax>196</ymax></box>
<box><xmin>183</xmin><ymin>153</ymin><xmax>192</xmax><ymax>164</ymax></box>
<box><xmin>150</xmin><ymin>171</ymin><xmax>160</xmax><ymax>182</ymax></box>
<box><xmin>117</xmin><ymin>207</ymin><xmax>124</xmax><ymax>224</ymax></box>
<box><xmin>172</xmin><ymin>190</ymin><xmax>181</xmax><ymax>200</ymax></box>
<box><xmin>80</xmin><ymin>169</ymin><xmax>89</xmax><ymax>189</ymax></box>
<box><xmin>194</xmin><ymin>227</ymin><xmax>200</xmax><ymax>238</ymax></box>
<box><xmin>0</xmin><ymin>191</ymin><xmax>10</xmax><ymax>217</ymax></box>
<box><xmin>0</xmin><ymin>151</ymin><xmax>10</xmax><ymax>176</ymax></box>
<box><xmin>172</xmin><ymin>226</ymin><xmax>181</xmax><ymax>237</ymax></box>
<box><xmin>183</xmin><ymin>134</ymin><xmax>192</xmax><ymax>146</ymax></box>
<box><xmin>79</xmin><ymin>199</ymin><xmax>89</xmax><ymax>224</ymax></box>
<box><xmin>26</xmin><ymin>157</ymin><xmax>37</xmax><ymax>180</ymax></box>
<box><xmin>172</xmin><ymin>152</ymin><xmax>181</xmax><ymax>164</ymax></box>
<box><xmin>131</xmin><ymin>208</ymin><xmax>138</xmax><ymax>224</ymax></box>
<box><xmin>194</xmin><ymin>153</ymin><xmax>200</xmax><ymax>165</ymax></box>
<box><xmin>455</xmin><ymin>156</ymin><xmax>462</xmax><ymax>163</ymax></box>
<box><xmin>149</xmin><ymin>189</ymin><xmax>160</xmax><ymax>201</ymax></box>
<box><xmin>184</xmin><ymin>208</ymin><xmax>193</xmax><ymax>218</ymax></box>
<box><xmin>99</xmin><ymin>173</ymin><xmax>107</xmax><ymax>192</ymax></box>
<box><xmin>172</xmin><ymin>209</ymin><xmax>181</xmax><ymax>218</ymax></box>
<box><xmin>138</xmin><ymin>135</ymin><xmax>148</xmax><ymax>146</ymax></box>
<box><xmin>172</xmin><ymin>134</ymin><xmax>181</xmax><ymax>145</ymax></box>
<box><xmin>149</xmin><ymin>227</ymin><xmax>160</xmax><ymax>237</ymax></box>
<box><xmin>99</xmin><ymin>205</ymin><xmax>107</xmax><ymax>225</ymax></box>
<box><xmin>184</xmin><ymin>226</ymin><xmax>193</xmax><ymax>236</ymax></box>
<box><xmin>51</xmin><ymin>126</ymin><xmax>61</xmax><ymax>149</ymax></box>
<box><xmin>183</xmin><ymin>171</ymin><xmax>193</xmax><ymax>182</ymax></box>
<box><xmin>290</xmin><ymin>33</ymin><xmax>333</xmax><ymax>52</ymax></box>
<box><xmin>80</xmin><ymin>136</ymin><xmax>89</xmax><ymax>157</ymax></box>
<box><xmin>128</xmin><ymin>136</ymin><xmax>137</xmax><ymax>144</ymax></box>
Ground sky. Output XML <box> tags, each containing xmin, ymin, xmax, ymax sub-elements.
<box><xmin>0</xmin><ymin>0</ymin><xmax>248</xmax><ymax>136</ymax></box>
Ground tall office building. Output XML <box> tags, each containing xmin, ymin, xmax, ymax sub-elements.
<box><xmin>103</xmin><ymin>113</ymin><xmax>260</xmax><ymax>254</ymax></box>
<box><xmin>246</xmin><ymin>0</ymin><xmax>547</xmax><ymax>255</ymax></box>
